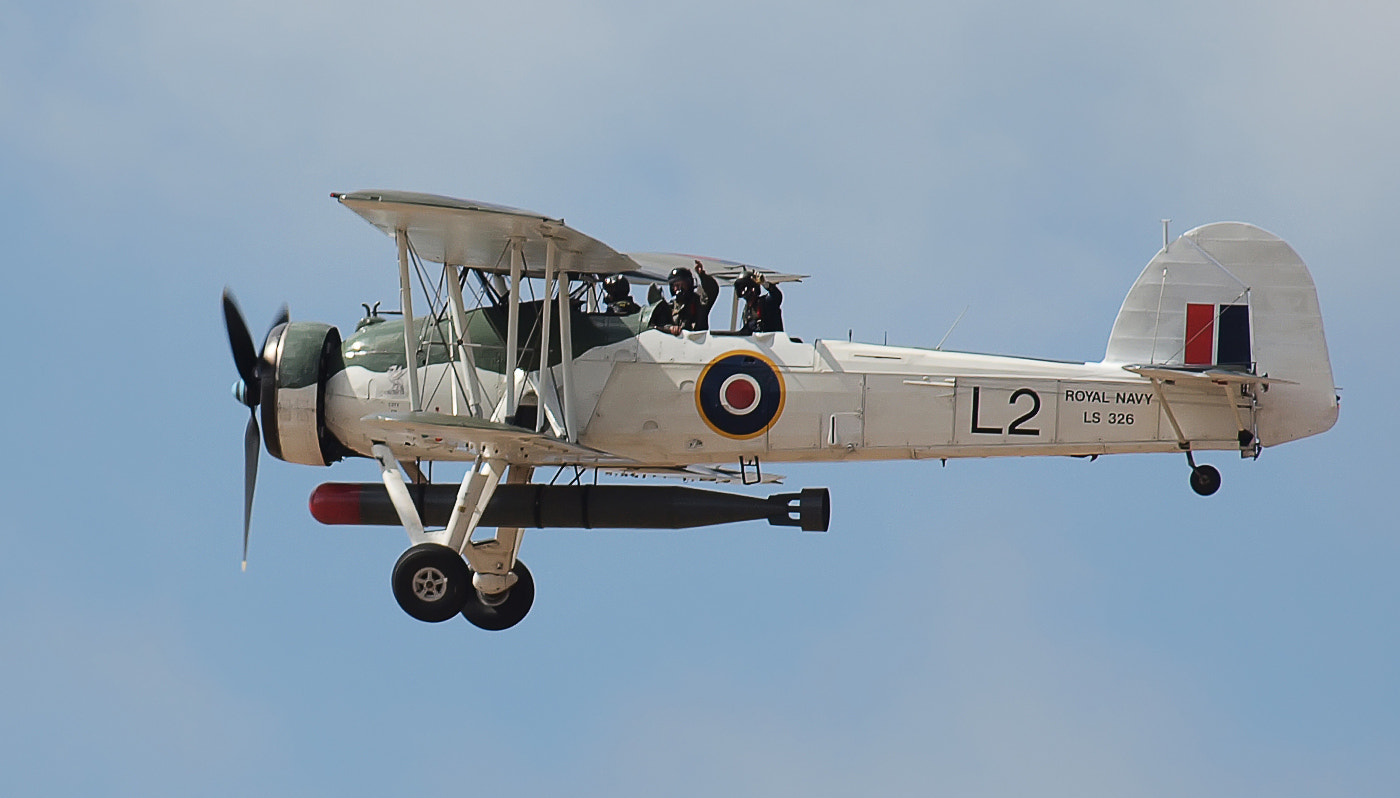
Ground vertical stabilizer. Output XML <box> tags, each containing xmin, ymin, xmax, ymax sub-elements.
<box><xmin>1104</xmin><ymin>222</ymin><xmax>1337</xmax><ymax>445</ymax></box>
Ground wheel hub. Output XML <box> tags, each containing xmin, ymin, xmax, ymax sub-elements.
<box><xmin>477</xmin><ymin>588</ymin><xmax>510</xmax><ymax>608</ymax></box>
<box><xmin>412</xmin><ymin>567</ymin><xmax>449</xmax><ymax>601</ymax></box>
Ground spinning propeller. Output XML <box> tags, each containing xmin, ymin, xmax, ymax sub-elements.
<box><xmin>222</xmin><ymin>289</ymin><xmax>287</xmax><ymax>570</ymax></box>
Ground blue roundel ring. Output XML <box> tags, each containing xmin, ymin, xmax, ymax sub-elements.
<box><xmin>695</xmin><ymin>352</ymin><xmax>785</xmax><ymax>439</ymax></box>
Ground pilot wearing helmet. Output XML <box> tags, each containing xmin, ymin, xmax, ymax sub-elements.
<box><xmin>602</xmin><ymin>274</ymin><xmax>640</xmax><ymax>316</ymax></box>
<box><xmin>734</xmin><ymin>269</ymin><xmax>783</xmax><ymax>334</ymax></box>
<box><xmin>651</xmin><ymin>259</ymin><xmax>719</xmax><ymax>335</ymax></box>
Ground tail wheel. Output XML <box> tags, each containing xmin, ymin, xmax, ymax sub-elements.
<box><xmin>462</xmin><ymin>560</ymin><xmax>535</xmax><ymax>631</ymax></box>
<box><xmin>392</xmin><ymin>544</ymin><xmax>471</xmax><ymax>622</ymax></box>
<box><xmin>1189</xmin><ymin>465</ymin><xmax>1222</xmax><ymax>496</ymax></box>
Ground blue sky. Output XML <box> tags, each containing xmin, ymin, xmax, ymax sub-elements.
<box><xmin>2</xmin><ymin>1</ymin><xmax>1396</xmax><ymax>795</ymax></box>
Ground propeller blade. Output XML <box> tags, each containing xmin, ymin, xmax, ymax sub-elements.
<box><xmin>222</xmin><ymin>289</ymin><xmax>260</xmax><ymax>393</ymax></box>
<box><xmin>269</xmin><ymin>303</ymin><xmax>290</xmax><ymax>333</ymax></box>
<box><xmin>242</xmin><ymin>412</ymin><xmax>260</xmax><ymax>571</ymax></box>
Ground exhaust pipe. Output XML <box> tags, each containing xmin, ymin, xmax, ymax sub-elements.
<box><xmin>310</xmin><ymin>483</ymin><xmax>830</xmax><ymax>532</ymax></box>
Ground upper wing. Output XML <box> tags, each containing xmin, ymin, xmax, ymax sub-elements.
<box><xmin>334</xmin><ymin>190</ymin><xmax>639</xmax><ymax>276</ymax></box>
<box><xmin>625</xmin><ymin>252</ymin><xmax>807</xmax><ymax>285</ymax></box>
<box><xmin>335</xmin><ymin>191</ymin><xmax>811</xmax><ymax>287</ymax></box>
<box><xmin>360</xmin><ymin>411</ymin><xmax>637</xmax><ymax>466</ymax></box>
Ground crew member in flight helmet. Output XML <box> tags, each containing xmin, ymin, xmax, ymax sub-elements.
<box><xmin>602</xmin><ymin>274</ymin><xmax>640</xmax><ymax>315</ymax></box>
<box><xmin>652</xmin><ymin>260</ymin><xmax>720</xmax><ymax>335</ymax></box>
<box><xmin>734</xmin><ymin>269</ymin><xmax>783</xmax><ymax>333</ymax></box>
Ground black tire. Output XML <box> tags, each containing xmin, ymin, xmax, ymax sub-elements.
<box><xmin>1190</xmin><ymin>464</ymin><xmax>1222</xmax><ymax>496</ymax></box>
<box><xmin>391</xmin><ymin>544</ymin><xmax>472</xmax><ymax>622</ymax></box>
<box><xmin>461</xmin><ymin>560</ymin><xmax>535</xmax><ymax>631</ymax></box>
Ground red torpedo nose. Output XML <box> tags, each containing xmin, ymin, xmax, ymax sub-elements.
<box><xmin>309</xmin><ymin>483</ymin><xmax>368</xmax><ymax>525</ymax></box>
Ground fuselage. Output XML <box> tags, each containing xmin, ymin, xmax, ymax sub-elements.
<box><xmin>324</xmin><ymin>303</ymin><xmax>1264</xmax><ymax>466</ymax></box>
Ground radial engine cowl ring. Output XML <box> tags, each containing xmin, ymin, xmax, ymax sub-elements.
<box><xmin>260</xmin><ymin>321</ymin><xmax>346</xmax><ymax>466</ymax></box>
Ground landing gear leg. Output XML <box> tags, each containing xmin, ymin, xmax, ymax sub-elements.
<box><xmin>1184</xmin><ymin>450</ymin><xmax>1221</xmax><ymax>497</ymax></box>
<box><xmin>453</xmin><ymin>463</ymin><xmax>537</xmax><ymax>630</ymax></box>
<box><xmin>461</xmin><ymin>560</ymin><xmax>535</xmax><ymax>631</ymax></box>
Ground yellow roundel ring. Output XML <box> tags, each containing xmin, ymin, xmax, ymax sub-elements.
<box><xmin>695</xmin><ymin>351</ymin><xmax>786</xmax><ymax>440</ymax></box>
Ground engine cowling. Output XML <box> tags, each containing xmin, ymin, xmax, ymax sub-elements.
<box><xmin>259</xmin><ymin>321</ymin><xmax>349</xmax><ymax>466</ymax></box>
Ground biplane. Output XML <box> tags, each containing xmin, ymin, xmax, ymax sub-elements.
<box><xmin>222</xmin><ymin>190</ymin><xmax>1338</xmax><ymax>630</ymax></box>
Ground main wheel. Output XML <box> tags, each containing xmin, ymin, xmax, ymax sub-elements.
<box><xmin>461</xmin><ymin>560</ymin><xmax>535</xmax><ymax>631</ymax></box>
<box><xmin>392</xmin><ymin>543</ymin><xmax>472</xmax><ymax>622</ymax></box>
<box><xmin>1189</xmin><ymin>464</ymin><xmax>1222</xmax><ymax>496</ymax></box>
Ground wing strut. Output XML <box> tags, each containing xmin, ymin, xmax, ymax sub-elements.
<box><xmin>536</xmin><ymin>238</ymin><xmax>558</xmax><ymax>433</ymax></box>
<box><xmin>558</xmin><ymin>270</ymin><xmax>578</xmax><ymax>442</ymax></box>
<box><xmin>504</xmin><ymin>239</ymin><xmax>524</xmax><ymax>423</ymax></box>
<box><xmin>396</xmin><ymin>231</ymin><xmax>423</xmax><ymax>412</ymax></box>
<box><xmin>444</xmin><ymin>264</ymin><xmax>486</xmax><ymax>416</ymax></box>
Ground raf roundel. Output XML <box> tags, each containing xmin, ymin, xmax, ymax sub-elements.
<box><xmin>696</xmin><ymin>352</ymin><xmax>785</xmax><ymax>439</ymax></box>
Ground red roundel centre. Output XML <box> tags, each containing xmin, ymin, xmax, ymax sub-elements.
<box><xmin>720</xmin><ymin>375</ymin><xmax>759</xmax><ymax>414</ymax></box>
